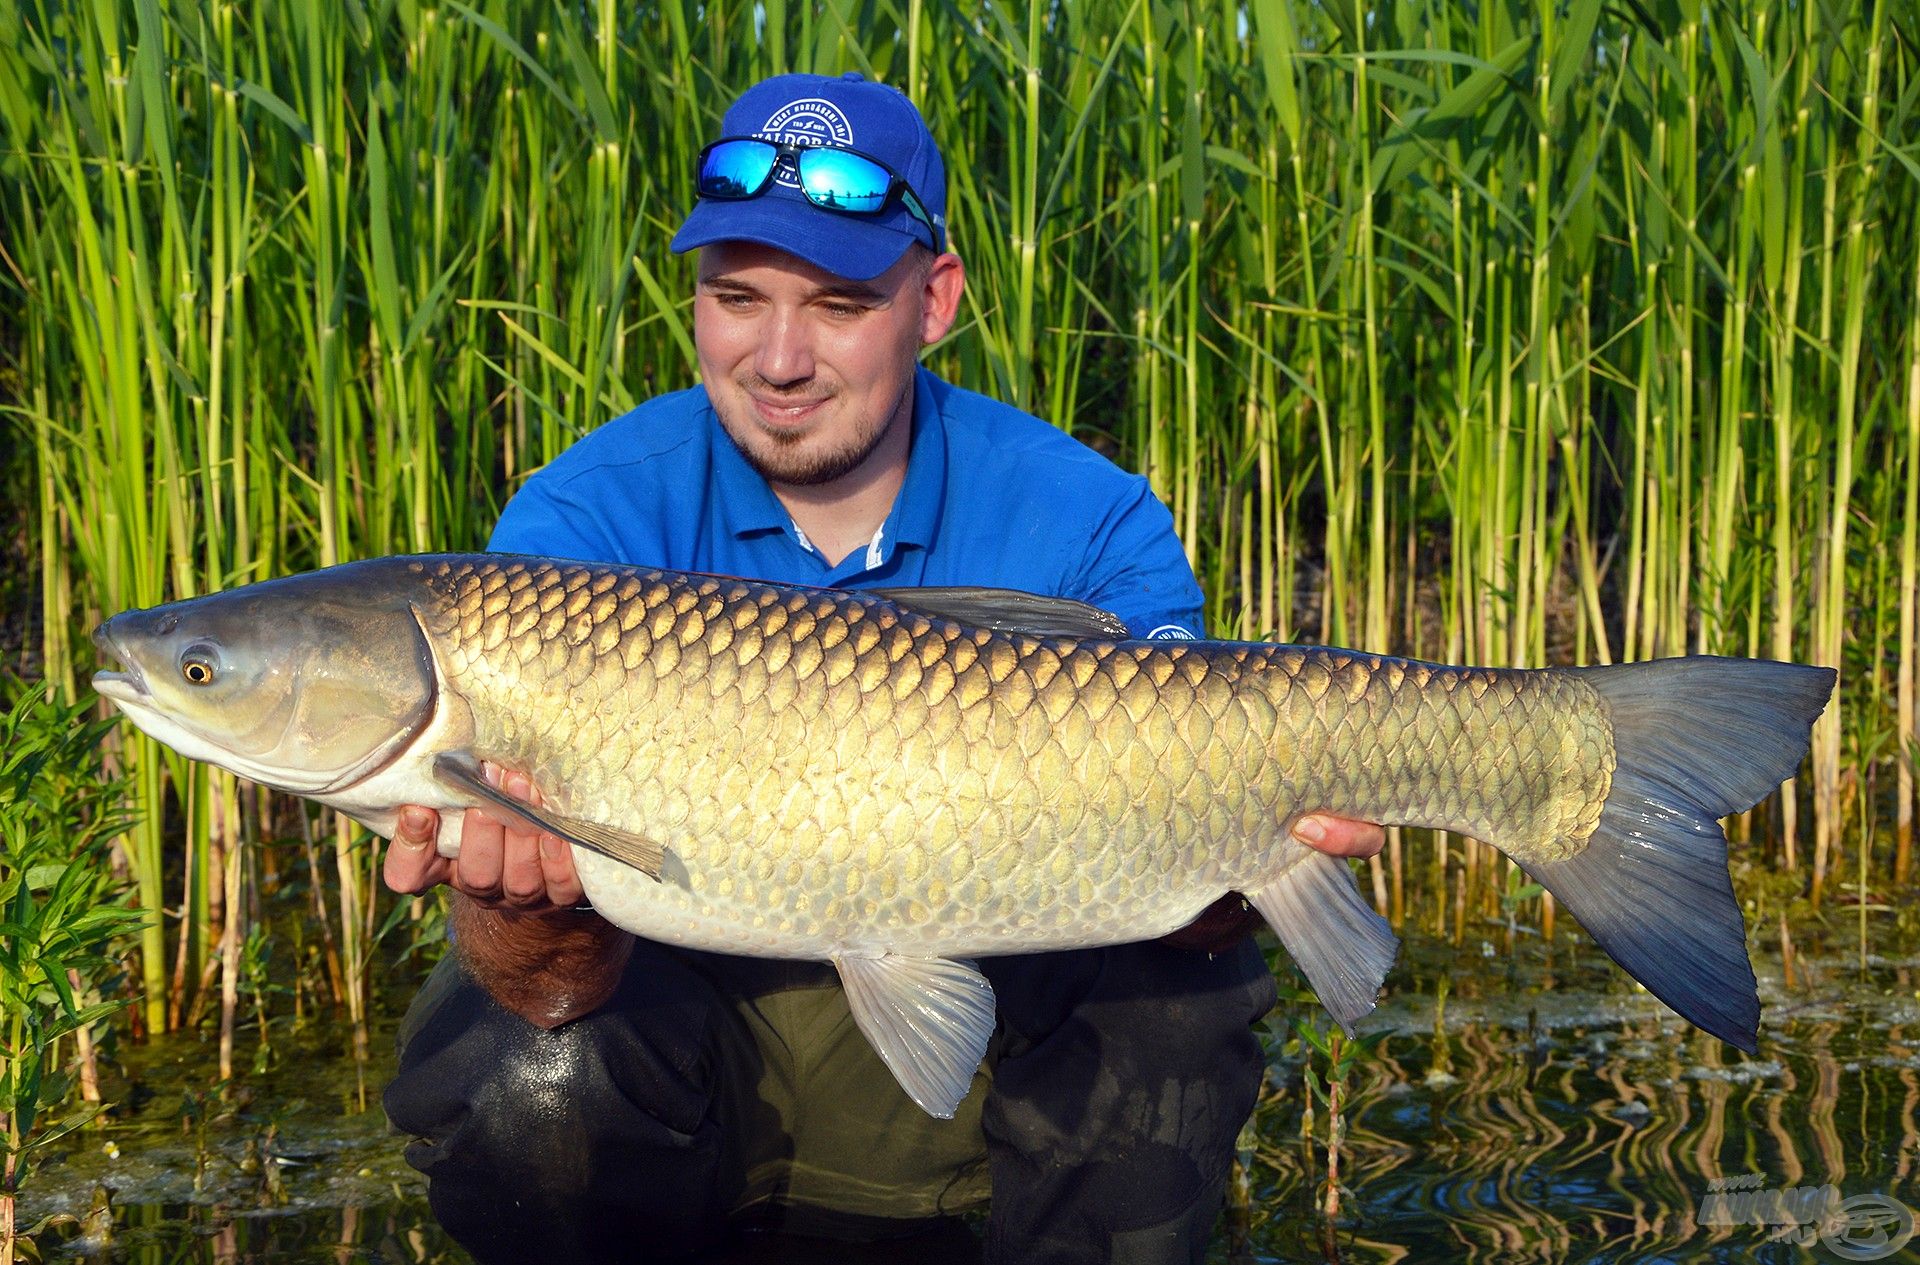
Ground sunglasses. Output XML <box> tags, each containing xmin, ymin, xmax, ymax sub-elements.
<box><xmin>695</xmin><ymin>136</ymin><xmax>946</xmax><ymax>255</ymax></box>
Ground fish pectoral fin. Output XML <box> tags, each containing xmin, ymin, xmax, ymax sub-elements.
<box><xmin>867</xmin><ymin>587</ymin><xmax>1131</xmax><ymax>640</ymax></box>
<box><xmin>431</xmin><ymin>750</ymin><xmax>665</xmax><ymax>881</ymax></box>
<box><xmin>833</xmin><ymin>953</ymin><xmax>997</xmax><ymax>1120</ymax></box>
<box><xmin>1244</xmin><ymin>852</ymin><xmax>1399</xmax><ymax>1034</ymax></box>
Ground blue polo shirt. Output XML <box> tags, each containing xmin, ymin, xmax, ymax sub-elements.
<box><xmin>489</xmin><ymin>366</ymin><xmax>1203</xmax><ymax>638</ymax></box>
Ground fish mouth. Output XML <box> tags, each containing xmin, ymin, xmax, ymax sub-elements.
<box><xmin>92</xmin><ymin>671</ymin><xmax>150</xmax><ymax>705</ymax></box>
<box><xmin>90</xmin><ymin>620</ymin><xmax>151</xmax><ymax>705</ymax></box>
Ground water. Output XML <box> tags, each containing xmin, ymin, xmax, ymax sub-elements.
<box><xmin>1219</xmin><ymin>931</ymin><xmax>1920</xmax><ymax>1263</ymax></box>
<box><xmin>17</xmin><ymin>1018</ymin><xmax>460</xmax><ymax>1263</ymax></box>
<box><xmin>19</xmin><ymin>931</ymin><xmax>1920</xmax><ymax>1263</ymax></box>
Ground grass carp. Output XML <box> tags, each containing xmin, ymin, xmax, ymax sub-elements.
<box><xmin>92</xmin><ymin>554</ymin><xmax>1835</xmax><ymax>1117</ymax></box>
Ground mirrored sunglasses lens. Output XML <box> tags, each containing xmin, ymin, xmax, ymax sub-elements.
<box><xmin>795</xmin><ymin>149</ymin><xmax>891</xmax><ymax>212</ymax></box>
<box><xmin>699</xmin><ymin>141</ymin><xmax>777</xmax><ymax>198</ymax></box>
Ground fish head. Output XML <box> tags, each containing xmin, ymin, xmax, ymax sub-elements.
<box><xmin>91</xmin><ymin>571</ymin><xmax>438</xmax><ymax>795</ymax></box>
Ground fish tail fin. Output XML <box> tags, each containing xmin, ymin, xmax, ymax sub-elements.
<box><xmin>1521</xmin><ymin>657</ymin><xmax>1834</xmax><ymax>1052</ymax></box>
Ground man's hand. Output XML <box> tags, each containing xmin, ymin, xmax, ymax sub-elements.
<box><xmin>1289</xmin><ymin>813</ymin><xmax>1386</xmax><ymax>860</ymax></box>
<box><xmin>1159</xmin><ymin>814</ymin><xmax>1387</xmax><ymax>953</ymax></box>
<box><xmin>383</xmin><ymin>764</ymin><xmax>585</xmax><ymax>912</ymax></box>
<box><xmin>384</xmin><ymin>765</ymin><xmax>632</xmax><ymax>1029</ymax></box>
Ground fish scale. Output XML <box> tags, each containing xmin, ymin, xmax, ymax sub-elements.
<box><xmin>93</xmin><ymin>552</ymin><xmax>1834</xmax><ymax>1116</ymax></box>
<box><xmin>412</xmin><ymin>555</ymin><xmax>1614</xmax><ymax>952</ymax></box>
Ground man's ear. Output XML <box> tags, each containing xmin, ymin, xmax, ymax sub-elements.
<box><xmin>919</xmin><ymin>252</ymin><xmax>966</xmax><ymax>345</ymax></box>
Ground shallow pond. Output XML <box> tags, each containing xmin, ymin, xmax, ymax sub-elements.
<box><xmin>19</xmin><ymin>929</ymin><xmax>1920</xmax><ymax>1263</ymax></box>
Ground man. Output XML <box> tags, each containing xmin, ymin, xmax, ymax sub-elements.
<box><xmin>383</xmin><ymin>72</ymin><xmax>1383</xmax><ymax>1263</ymax></box>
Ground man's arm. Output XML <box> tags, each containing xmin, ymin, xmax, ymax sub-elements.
<box><xmin>383</xmin><ymin>474</ymin><xmax>637</xmax><ymax>1029</ymax></box>
<box><xmin>384</xmin><ymin>767</ymin><xmax>633</xmax><ymax>1028</ymax></box>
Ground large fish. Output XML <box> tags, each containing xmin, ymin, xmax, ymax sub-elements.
<box><xmin>92</xmin><ymin>555</ymin><xmax>1833</xmax><ymax>1117</ymax></box>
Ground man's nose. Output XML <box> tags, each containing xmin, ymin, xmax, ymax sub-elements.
<box><xmin>754</xmin><ymin>311</ymin><xmax>814</xmax><ymax>386</ymax></box>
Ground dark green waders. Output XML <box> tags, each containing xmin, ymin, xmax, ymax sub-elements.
<box><xmin>385</xmin><ymin>935</ymin><xmax>1275</xmax><ymax>1264</ymax></box>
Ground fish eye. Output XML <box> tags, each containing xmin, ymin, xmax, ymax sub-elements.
<box><xmin>180</xmin><ymin>645</ymin><xmax>220</xmax><ymax>686</ymax></box>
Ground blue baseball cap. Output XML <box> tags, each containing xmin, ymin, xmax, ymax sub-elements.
<box><xmin>671</xmin><ymin>72</ymin><xmax>948</xmax><ymax>282</ymax></box>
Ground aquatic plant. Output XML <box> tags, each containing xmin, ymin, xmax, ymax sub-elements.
<box><xmin>0</xmin><ymin>684</ymin><xmax>143</xmax><ymax>1264</ymax></box>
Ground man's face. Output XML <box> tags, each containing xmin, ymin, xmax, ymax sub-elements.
<box><xmin>695</xmin><ymin>241</ymin><xmax>960</xmax><ymax>487</ymax></box>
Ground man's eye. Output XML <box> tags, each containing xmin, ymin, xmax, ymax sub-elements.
<box><xmin>823</xmin><ymin>303</ymin><xmax>866</xmax><ymax>318</ymax></box>
<box><xmin>714</xmin><ymin>293</ymin><xmax>755</xmax><ymax>309</ymax></box>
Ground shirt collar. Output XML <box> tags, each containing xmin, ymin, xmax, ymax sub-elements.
<box><xmin>704</xmin><ymin>368</ymin><xmax>948</xmax><ymax>555</ymax></box>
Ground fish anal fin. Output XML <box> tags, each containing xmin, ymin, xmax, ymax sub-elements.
<box><xmin>431</xmin><ymin>750</ymin><xmax>665</xmax><ymax>881</ymax></box>
<box><xmin>834</xmin><ymin>953</ymin><xmax>996</xmax><ymax>1119</ymax></box>
<box><xmin>1245</xmin><ymin>853</ymin><xmax>1399</xmax><ymax>1033</ymax></box>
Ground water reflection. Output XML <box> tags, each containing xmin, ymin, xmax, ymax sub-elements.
<box><xmin>1223</xmin><ymin>934</ymin><xmax>1920</xmax><ymax>1263</ymax></box>
<box><xmin>20</xmin><ymin>1016</ymin><xmax>463</xmax><ymax>1263</ymax></box>
<box><xmin>104</xmin><ymin>1201</ymin><xmax>457</xmax><ymax>1264</ymax></box>
<box><xmin>20</xmin><ymin>935</ymin><xmax>1920</xmax><ymax>1263</ymax></box>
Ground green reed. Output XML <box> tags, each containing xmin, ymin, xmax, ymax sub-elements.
<box><xmin>0</xmin><ymin>0</ymin><xmax>1915</xmax><ymax>1063</ymax></box>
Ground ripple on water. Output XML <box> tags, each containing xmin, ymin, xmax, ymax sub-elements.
<box><xmin>22</xmin><ymin>934</ymin><xmax>1920</xmax><ymax>1265</ymax></box>
<box><xmin>1223</xmin><ymin>932</ymin><xmax>1920</xmax><ymax>1264</ymax></box>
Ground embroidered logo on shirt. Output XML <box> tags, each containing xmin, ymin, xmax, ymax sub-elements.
<box><xmin>1148</xmin><ymin>624</ymin><xmax>1197</xmax><ymax>640</ymax></box>
<box><xmin>758</xmin><ymin>99</ymin><xmax>855</xmax><ymax>190</ymax></box>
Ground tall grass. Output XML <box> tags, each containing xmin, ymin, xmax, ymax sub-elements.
<box><xmin>0</xmin><ymin>0</ymin><xmax>1915</xmax><ymax>1056</ymax></box>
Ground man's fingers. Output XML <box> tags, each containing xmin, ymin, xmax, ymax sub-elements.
<box><xmin>453</xmin><ymin>806</ymin><xmax>507</xmax><ymax>901</ymax></box>
<box><xmin>380</xmin><ymin>774</ymin><xmax>577</xmax><ymax>909</ymax></box>
<box><xmin>506</xmin><ymin>768</ymin><xmax>543</xmax><ymax>810</ymax></box>
<box><xmin>499</xmin><ymin>831</ymin><xmax>551</xmax><ymax>908</ymax></box>
<box><xmin>383</xmin><ymin>806</ymin><xmax>452</xmax><ymax>894</ymax></box>
<box><xmin>1292</xmin><ymin>814</ymin><xmax>1387</xmax><ymax>859</ymax></box>
<box><xmin>494</xmin><ymin>771</ymin><xmax>552</xmax><ymax>908</ymax></box>
<box><xmin>384</xmin><ymin>842</ymin><xmax>451</xmax><ymax>895</ymax></box>
<box><xmin>537</xmin><ymin>834</ymin><xmax>585</xmax><ymax>907</ymax></box>
<box><xmin>451</xmin><ymin>767</ymin><xmax>582</xmax><ymax>911</ymax></box>
<box><xmin>396</xmin><ymin>804</ymin><xmax>438</xmax><ymax>846</ymax></box>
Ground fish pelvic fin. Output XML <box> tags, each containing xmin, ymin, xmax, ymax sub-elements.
<box><xmin>833</xmin><ymin>954</ymin><xmax>996</xmax><ymax>1120</ymax></box>
<box><xmin>431</xmin><ymin>750</ymin><xmax>667</xmax><ymax>880</ymax></box>
<box><xmin>1524</xmin><ymin>657</ymin><xmax>1835</xmax><ymax>1053</ymax></box>
<box><xmin>1245</xmin><ymin>852</ymin><xmax>1400</xmax><ymax>1033</ymax></box>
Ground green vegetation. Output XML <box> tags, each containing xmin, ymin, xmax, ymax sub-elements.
<box><xmin>0</xmin><ymin>685</ymin><xmax>143</xmax><ymax>1261</ymax></box>
<box><xmin>0</xmin><ymin>0</ymin><xmax>1915</xmax><ymax>1169</ymax></box>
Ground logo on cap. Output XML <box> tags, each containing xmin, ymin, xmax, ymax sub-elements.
<box><xmin>758</xmin><ymin>99</ymin><xmax>855</xmax><ymax>189</ymax></box>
